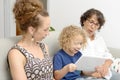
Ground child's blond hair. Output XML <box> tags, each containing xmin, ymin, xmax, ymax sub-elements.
<box><xmin>59</xmin><ymin>25</ymin><xmax>86</xmax><ymax>50</ymax></box>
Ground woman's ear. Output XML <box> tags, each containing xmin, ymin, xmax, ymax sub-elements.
<box><xmin>28</xmin><ymin>26</ymin><xmax>35</xmax><ymax>35</ymax></box>
<box><xmin>83</xmin><ymin>20</ymin><xmax>87</xmax><ymax>26</ymax></box>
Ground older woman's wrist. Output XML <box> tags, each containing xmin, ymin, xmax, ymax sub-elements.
<box><xmin>103</xmin><ymin>59</ymin><xmax>112</xmax><ymax>67</ymax></box>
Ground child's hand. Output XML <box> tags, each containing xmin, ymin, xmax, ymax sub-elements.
<box><xmin>67</xmin><ymin>63</ymin><xmax>77</xmax><ymax>72</ymax></box>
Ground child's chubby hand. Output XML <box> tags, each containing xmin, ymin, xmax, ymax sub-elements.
<box><xmin>67</xmin><ymin>63</ymin><xmax>77</xmax><ymax>72</ymax></box>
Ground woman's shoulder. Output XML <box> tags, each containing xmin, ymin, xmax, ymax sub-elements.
<box><xmin>8</xmin><ymin>44</ymin><xmax>20</xmax><ymax>56</ymax></box>
<box><xmin>8</xmin><ymin>44</ymin><xmax>26</xmax><ymax>62</ymax></box>
<box><xmin>94</xmin><ymin>34</ymin><xmax>105</xmax><ymax>42</ymax></box>
<box><xmin>95</xmin><ymin>33</ymin><xmax>104</xmax><ymax>39</ymax></box>
<box><xmin>8</xmin><ymin>48</ymin><xmax>26</xmax><ymax>68</ymax></box>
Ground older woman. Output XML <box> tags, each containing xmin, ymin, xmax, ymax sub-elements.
<box><xmin>80</xmin><ymin>8</ymin><xmax>113</xmax><ymax>80</ymax></box>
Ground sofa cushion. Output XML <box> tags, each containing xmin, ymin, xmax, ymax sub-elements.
<box><xmin>0</xmin><ymin>36</ymin><xmax>21</xmax><ymax>80</ymax></box>
<box><xmin>0</xmin><ymin>32</ymin><xmax>120</xmax><ymax>80</ymax></box>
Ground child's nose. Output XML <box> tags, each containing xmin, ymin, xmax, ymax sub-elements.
<box><xmin>77</xmin><ymin>45</ymin><xmax>82</xmax><ymax>50</ymax></box>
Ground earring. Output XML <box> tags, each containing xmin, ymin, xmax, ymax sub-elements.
<box><xmin>31</xmin><ymin>35</ymin><xmax>34</xmax><ymax>41</ymax></box>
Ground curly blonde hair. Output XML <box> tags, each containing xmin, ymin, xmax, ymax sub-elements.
<box><xmin>13</xmin><ymin>0</ymin><xmax>49</xmax><ymax>33</ymax></box>
<box><xmin>59</xmin><ymin>25</ymin><xmax>86</xmax><ymax>50</ymax></box>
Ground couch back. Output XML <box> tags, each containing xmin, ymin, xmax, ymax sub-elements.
<box><xmin>0</xmin><ymin>36</ymin><xmax>21</xmax><ymax>80</ymax></box>
<box><xmin>109</xmin><ymin>47</ymin><xmax>120</xmax><ymax>58</ymax></box>
<box><xmin>0</xmin><ymin>31</ymin><xmax>120</xmax><ymax>80</ymax></box>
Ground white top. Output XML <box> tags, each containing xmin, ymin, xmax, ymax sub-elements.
<box><xmin>80</xmin><ymin>34</ymin><xmax>113</xmax><ymax>59</ymax></box>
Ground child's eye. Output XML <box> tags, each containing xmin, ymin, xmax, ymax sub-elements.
<box><xmin>74</xmin><ymin>42</ymin><xmax>83</xmax><ymax>45</ymax></box>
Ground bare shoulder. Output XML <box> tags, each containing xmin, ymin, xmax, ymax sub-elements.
<box><xmin>8</xmin><ymin>49</ymin><xmax>27</xmax><ymax>80</ymax></box>
<box><xmin>8</xmin><ymin>49</ymin><xmax>23</xmax><ymax>59</ymax></box>
<box><xmin>8</xmin><ymin>49</ymin><xmax>26</xmax><ymax>66</ymax></box>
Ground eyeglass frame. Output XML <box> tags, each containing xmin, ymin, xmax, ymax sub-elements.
<box><xmin>87</xmin><ymin>19</ymin><xmax>100</xmax><ymax>27</ymax></box>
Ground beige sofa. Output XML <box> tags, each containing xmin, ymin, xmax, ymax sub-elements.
<box><xmin>0</xmin><ymin>32</ymin><xmax>120</xmax><ymax>80</ymax></box>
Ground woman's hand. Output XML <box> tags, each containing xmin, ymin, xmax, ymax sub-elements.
<box><xmin>96</xmin><ymin>65</ymin><xmax>109</xmax><ymax>77</ymax></box>
<box><xmin>95</xmin><ymin>59</ymin><xmax>112</xmax><ymax>77</ymax></box>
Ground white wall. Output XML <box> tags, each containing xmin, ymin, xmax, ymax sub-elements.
<box><xmin>4</xmin><ymin>0</ymin><xmax>16</xmax><ymax>37</ymax></box>
<box><xmin>49</xmin><ymin>0</ymin><xmax>120</xmax><ymax>49</ymax></box>
<box><xmin>0</xmin><ymin>0</ymin><xmax>4</xmax><ymax>38</ymax></box>
<box><xmin>0</xmin><ymin>0</ymin><xmax>16</xmax><ymax>38</ymax></box>
<box><xmin>1</xmin><ymin>0</ymin><xmax>120</xmax><ymax>49</ymax></box>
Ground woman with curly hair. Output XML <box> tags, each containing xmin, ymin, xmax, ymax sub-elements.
<box><xmin>8</xmin><ymin>0</ymin><xmax>53</xmax><ymax>80</ymax></box>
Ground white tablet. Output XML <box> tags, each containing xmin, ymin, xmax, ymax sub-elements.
<box><xmin>75</xmin><ymin>56</ymin><xmax>107</xmax><ymax>71</ymax></box>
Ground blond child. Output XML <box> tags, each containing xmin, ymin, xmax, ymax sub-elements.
<box><xmin>53</xmin><ymin>25</ymin><xmax>86</xmax><ymax>80</ymax></box>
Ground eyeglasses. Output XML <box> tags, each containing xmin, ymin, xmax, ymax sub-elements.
<box><xmin>87</xmin><ymin>19</ymin><xmax>100</xmax><ymax>27</ymax></box>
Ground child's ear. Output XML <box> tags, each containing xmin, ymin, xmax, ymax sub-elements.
<box><xmin>28</xmin><ymin>26</ymin><xmax>35</xmax><ymax>35</ymax></box>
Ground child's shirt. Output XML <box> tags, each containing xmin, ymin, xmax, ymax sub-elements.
<box><xmin>53</xmin><ymin>49</ymin><xmax>82</xmax><ymax>80</ymax></box>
